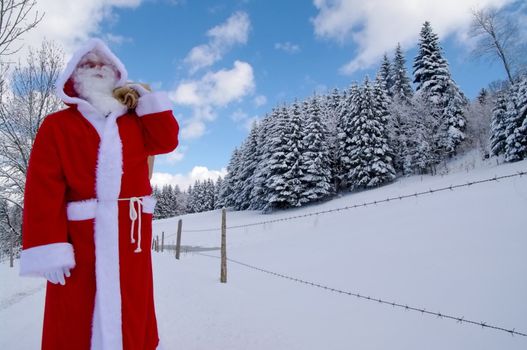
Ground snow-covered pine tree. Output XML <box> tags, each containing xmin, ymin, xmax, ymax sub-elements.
<box><xmin>477</xmin><ymin>88</ymin><xmax>489</xmax><ymax>105</ymax></box>
<box><xmin>377</xmin><ymin>53</ymin><xmax>393</xmax><ymax>98</ymax></box>
<box><xmin>504</xmin><ymin>75</ymin><xmax>527</xmax><ymax>162</ymax></box>
<box><xmin>385</xmin><ymin>43</ymin><xmax>414</xmax><ymax>173</ymax></box>
<box><xmin>390</xmin><ymin>43</ymin><xmax>413</xmax><ymax>103</ymax></box>
<box><xmin>194</xmin><ymin>180</ymin><xmax>208</xmax><ymax>213</ymax></box>
<box><xmin>236</xmin><ymin>121</ymin><xmax>260</xmax><ymax>210</ymax></box>
<box><xmin>152</xmin><ymin>185</ymin><xmax>163</xmax><ymax>219</ymax></box>
<box><xmin>402</xmin><ymin>124</ymin><xmax>434</xmax><ymax>174</ymax></box>
<box><xmin>337</xmin><ymin>83</ymin><xmax>360</xmax><ymax>189</ymax></box>
<box><xmin>388</xmin><ymin>99</ymin><xmax>409</xmax><ymax>174</ymax></box>
<box><xmin>282</xmin><ymin>101</ymin><xmax>304</xmax><ymax>207</ymax></box>
<box><xmin>195</xmin><ymin>180</ymin><xmax>208</xmax><ymax>212</ymax></box>
<box><xmin>322</xmin><ymin>88</ymin><xmax>344</xmax><ymax>192</ymax></box>
<box><xmin>186</xmin><ymin>182</ymin><xmax>198</xmax><ymax>213</ymax></box>
<box><xmin>250</xmin><ymin>112</ymin><xmax>275</xmax><ymax>210</ymax></box>
<box><xmin>413</xmin><ymin>21</ymin><xmax>466</xmax><ymax>159</ymax></box>
<box><xmin>298</xmin><ymin>97</ymin><xmax>332</xmax><ymax>204</ymax></box>
<box><xmin>374</xmin><ymin>76</ymin><xmax>398</xmax><ymax>173</ymax></box>
<box><xmin>172</xmin><ymin>185</ymin><xmax>186</xmax><ymax>215</ymax></box>
<box><xmin>165</xmin><ymin>184</ymin><xmax>179</xmax><ymax>217</ymax></box>
<box><xmin>438</xmin><ymin>83</ymin><xmax>466</xmax><ymax>155</ymax></box>
<box><xmin>402</xmin><ymin>94</ymin><xmax>436</xmax><ymax>174</ymax></box>
<box><xmin>264</xmin><ymin>105</ymin><xmax>297</xmax><ymax>210</ymax></box>
<box><xmin>347</xmin><ymin>77</ymin><xmax>396</xmax><ymax>189</ymax></box>
<box><xmin>198</xmin><ymin>181</ymin><xmax>206</xmax><ymax>211</ymax></box>
<box><xmin>204</xmin><ymin>179</ymin><xmax>216</xmax><ymax>211</ymax></box>
<box><xmin>185</xmin><ymin>185</ymin><xmax>194</xmax><ymax>213</ymax></box>
<box><xmin>190</xmin><ymin>180</ymin><xmax>211</xmax><ymax>213</ymax></box>
<box><xmin>375</xmin><ymin>57</ymin><xmax>403</xmax><ymax>174</ymax></box>
<box><xmin>218</xmin><ymin>147</ymin><xmax>242</xmax><ymax>209</ymax></box>
<box><xmin>214</xmin><ymin>177</ymin><xmax>224</xmax><ymax>209</ymax></box>
<box><xmin>156</xmin><ymin>184</ymin><xmax>175</xmax><ymax>218</ymax></box>
<box><xmin>413</xmin><ymin>22</ymin><xmax>450</xmax><ymax>99</ymax></box>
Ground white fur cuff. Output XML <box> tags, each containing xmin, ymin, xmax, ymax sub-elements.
<box><xmin>136</xmin><ymin>91</ymin><xmax>173</xmax><ymax>117</ymax></box>
<box><xmin>19</xmin><ymin>243</ymin><xmax>76</xmax><ymax>277</ymax></box>
<box><xmin>142</xmin><ymin>195</ymin><xmax>157</xmax><ymax>214</ymax></box>
<box><xmin>67</xmin><ymin>198</ymin><xmax>98</xmax><ymax>220</ymax></box>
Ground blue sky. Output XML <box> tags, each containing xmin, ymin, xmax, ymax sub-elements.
<box><xmin>20</xmin><ymin>0</ymin><xmax>526</xmax><ymax>188</ymax></box>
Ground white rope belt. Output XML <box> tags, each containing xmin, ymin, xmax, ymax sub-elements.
<box><xmin>66</xmin><ymin>196</ymin><xmax>157</xmax><ymax>254</ymax></box>
<box><xmin>118</xmin><ymin>197</ymin><xmax>143</xmax><ymax>253</ymax></box>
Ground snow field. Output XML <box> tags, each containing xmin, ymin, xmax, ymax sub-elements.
<box><xmin>1</xmin><ymin>159</ymin><xmax>526</xmax><ymax>349</ymax></box>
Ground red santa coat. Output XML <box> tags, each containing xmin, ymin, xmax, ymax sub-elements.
<box><xmin>19</xmin><ymin>39</ymin><xmax>178</xmax><ymax>350</ymax></box>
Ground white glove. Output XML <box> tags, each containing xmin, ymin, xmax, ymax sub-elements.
<box><xmin>44</xmin><ymin>267</ymin><xmax>71</xmax><ymax>286</ymax></box>
<box><xmin>128</xmin><ymin>83</ymin><xmax>150</xmax><ymax>97</ymax></box>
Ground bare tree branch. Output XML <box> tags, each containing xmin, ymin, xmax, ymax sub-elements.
<box><xmin>0</xmin><ymin>0</ymin><xmax>44</xmax><ymax>57</ymax></box>
<box><xmin>0</xmin><ymin>40</ymin><xmax>63</xmax><ymax>253</ymax></box>
<box><xmin>469</xmin><ymin>7</ymin><xmax>523</xmax><ymax>85</ymax></box>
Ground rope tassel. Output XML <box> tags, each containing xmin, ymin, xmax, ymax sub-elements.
<box><xmin>121</xmin><ymin>197</ymin><xmax>143</xmax><ymax>253</ymax></box>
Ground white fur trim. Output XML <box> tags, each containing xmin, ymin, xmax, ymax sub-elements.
<box><xmin>19</xmin><ymin>243</ymin><xmax>75</xmax><ymax>277</ymax></box>
<box><xmin>67</xmin><ymin>198</ymin><xmax>97</xmax><ymax>220</ymax></box>
<box><xmin>55</xmin><ymin>38</ymin><xmax>128</xmax><ymax>138</ymax></box>
<box><xmin>141</xmin><ymin>195</ymin><xmax>157</xmax><ymax>214</ymax></box>
<box><xmin>66</xmin><ymin>196</ymin><xmax>156</xmax><ymax>219</ymax></box>
<box><xmin>55</xmin><ymin>38</ymin><xmax>128</xmax><ymax>104</ymax></box>
<box><xmin>136</xmin><ymin>92</ymin><xmax>173</xmax><ymax>117</ymax></box>
<box><xmin>92</xmin><ymin>112</ymin><xmax>123</xmax><ymax>350</ymax></box>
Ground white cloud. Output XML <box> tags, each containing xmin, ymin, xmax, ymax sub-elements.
<box><xmin>180</xmin><ymin>119</ymin><xmax>207</xmax><ymax>139</ymax></box>
<box><xmin>13</xmin><ymin>0</ymin><xmax>142</xmax><ymax>61</ymax></box>
<box><xmin>172</xmin><ymin>61</ymin><xmax>255</xmax><ymax>107</ymax></box>
<box><xmin>184</xmin><ymin>11</ymin><xmax>250</xmax><ymax>73</ymax></box>
<box><xmin>229</xmin><ymin>109</ymin><xmax>259</xmax><ymax>131</ymax></box>
<box><xmin>274</xmin><ymin>42</ymin><xmax>301</xmax><ymax>54</ymax></box>
<box><xmin>151</xmin><ymin>166</ymin><xmax>227</xmax><ymax>189</ymax></box>
<box><xmin>165</xmin><ymin>148</ymin><xmax>185</xmax><ymax>163</ymax></box>
<box><xmin>207</xmin><ymin>61</ymin><xmax>255</xmax><ymax>105</ymax></box>
<box><xmin>253</xmin><ymin>95</ymin><xmax>267</xmax><ymax>107</ymax></box>
<box><xmin>171</xmin><ymin>60</ymin><xmax>255</xmax><ymax>139</ymax></box>
<box><xmin>103</xmin><ymin>33</ymin><xmax>134</xmax><ymax>45</ymax></box>
<box><xmin>311</xmin><ymin>0</ymin><xmax>515</xmax><ymax>74</ymax></box>
<box><xmin>208</xmin><ymin>11</ymin><xmax>250</xmax><ymax>45</ymax></box>
<box><xmin>173</xmin><ymin>11</ymin><xmax>256</xmax><ymax>141</ymax></box>
<box><xmin>230</xmin><ymin>109</ymin><xmax>248</xmax><ymax>122</ymax></box>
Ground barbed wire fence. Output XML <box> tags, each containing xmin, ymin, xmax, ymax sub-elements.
<box><xmin>165</xmin><ymin>170</ymin><xmax>526</xmax><ymax>237</ymax></box>
<box><xmin>193</xmin><ymin>252</ymin><xmax>527</xmax><ymax>338</ymax></box>
<box><xmin>158</xmin><ymin>170</ymin><xmax>527</xmax><ymax>339</ymax></box>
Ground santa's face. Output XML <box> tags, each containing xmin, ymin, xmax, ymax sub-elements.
<box><xmin>73</xmin><ymin>51</ymin><xmax>119</xmax><ymax>89</ymax></box>
<box><xmin>72</xmin><ymin>50</ymin><xmax>124</xmax><ymax>115</ymax></box>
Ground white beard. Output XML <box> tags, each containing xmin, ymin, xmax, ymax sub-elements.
<box><xmin>73</xmin><ymin>66</ymin><xmax>124</xmax><ymax>117</ymax></box>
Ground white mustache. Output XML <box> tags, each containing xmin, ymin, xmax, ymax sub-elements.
<box><xmin>77</xmin><ymin>65</ymin><xmax>116</xmax><ymax>79</ymax></box>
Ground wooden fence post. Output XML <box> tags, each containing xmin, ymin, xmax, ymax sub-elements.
<box><xmin>161</xmin><ymin>231</ymin><xmax>165</xmax><ymax>252</ymax></box>
<box><xmin>155</xmin><ymin>235</ymin><xmax>159</xmax><ymax>252</ymax></box>
<box><xmin>220</xmin><ymin>208</ymin><xmax>227</xmax><ymax>283</ymax></box>
<box><xmin>175</xmin><ymin>219</ymin><xmax>182</xmax><ymax>260</ymax></box>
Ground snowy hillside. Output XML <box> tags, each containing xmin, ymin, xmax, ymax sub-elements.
<box><xmin>2</xmin><ymin>160</ymin><xmax>527</xmax><ymax>349</ymax></box>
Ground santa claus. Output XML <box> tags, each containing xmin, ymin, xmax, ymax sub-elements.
<box><xmin>19</xmin><ymin>38</ymin><xmax>178</xmax><ymax>350</ymax></box>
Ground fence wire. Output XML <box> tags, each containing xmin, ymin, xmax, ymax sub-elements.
<box><xmin>179</xmin><ymin>170</ymin><xmax>526</xmax><ymax>234</ymax></box>
<box><xmin>193</xmin><ymin>252</ymin><xmax>527</xmax><ymax>338</ymax></box>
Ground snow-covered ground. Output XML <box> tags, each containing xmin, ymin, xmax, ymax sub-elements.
<box><xmin>1</xmin><ymin>159</ymin><xmax>527</xmax><ymax>349</ymax></box>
